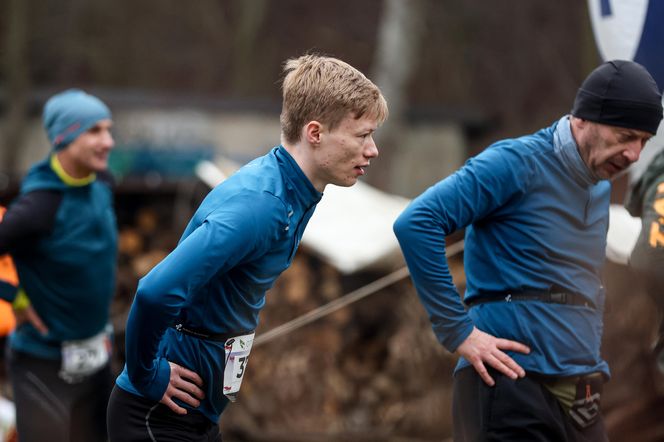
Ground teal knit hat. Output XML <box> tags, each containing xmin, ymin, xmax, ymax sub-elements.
<box><xmin>42</xmin><ymin>89</ymin><xmax>112</xmax><ymax>151</ymax></box>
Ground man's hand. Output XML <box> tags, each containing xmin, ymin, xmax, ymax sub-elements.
<box><xmin>456</xmin><ymin>327</ymin><xmax>530</xmax><ymax>386</ymax></box>
<box><xmin>160</xmin><ymin>362</ymin><xmax>205</xmax><ymax>415</ymax></box>
<box><xmin>14</xmin><ymin>305</ymin><xmax>48</xmax><ymax>335</ymax></box>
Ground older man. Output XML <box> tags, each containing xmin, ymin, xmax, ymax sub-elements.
<box><xmin>394</xmin><ymin>60</ymin><xmax>663</xmax><ymax>441</ymax></box>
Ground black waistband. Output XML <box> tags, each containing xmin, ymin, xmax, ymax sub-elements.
<box><xmin>173</xmin><ymin>324</ymin><xmax>254</xmax><ymax>342</ymax></box>
<box><xmin>465</xmin><ymin>291</ymin><xmax>595</xmax><ymax>309</ymax></box>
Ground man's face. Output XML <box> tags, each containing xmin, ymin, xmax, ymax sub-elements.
<box><xmin>577</xmin><ymin>120</ymin><xmax>652</xmax><ymax>180</ymax></box>
<box><xmin>63</xmin><ymin>119</ymin><xmax>114</xmax><ymax>175</ymax></box>
<box><xmin>313</xmin><ymin>113</ymin><xmax>379</xmax><ymax>189</ymax></box>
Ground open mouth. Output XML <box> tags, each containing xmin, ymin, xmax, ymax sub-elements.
<box><xmin>604</xmin><ymin>160</ymin><xmax>629</xmax><ymax>178</ymax></box>
<box><xmin>609</xmin><ymin>161</ymin><xmax>625</xmax><ymax>173</ymax></box>
<box><xmin>355</xmin><ymin>165</ymin><xmax>369</xmax><ymax>175</ymax></box>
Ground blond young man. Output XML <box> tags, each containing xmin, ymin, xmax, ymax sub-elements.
<box><xmin>107</xmin><ymin>54</ymin><xmax>388</xmax><ymax>442</ymax></box>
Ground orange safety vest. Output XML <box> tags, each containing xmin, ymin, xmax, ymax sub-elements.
<box><xmin>0</xmin><ymin>207</ymin><xmax>17</xmax><ymax>336</ymax></box>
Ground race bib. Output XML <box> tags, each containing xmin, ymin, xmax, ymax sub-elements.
<box><xmin>222</xmin><ymin>332</ymin><xmax>255</xmax><ymax>402</ymax></box>
<box><xmin>60</xmin><ymin>326</ymin><xmax>112</xmax><ymax>383</ymax></box>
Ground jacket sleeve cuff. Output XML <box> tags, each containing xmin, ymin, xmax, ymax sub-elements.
<box><xmin>139</xmin><ymin>357</ymin><xmax>172</xmax><ymax>402</ymax></box>
<box><xmin>440</xmin><ymin>319</ymin><xmax>475</xmax><ymax>353</ymax></box>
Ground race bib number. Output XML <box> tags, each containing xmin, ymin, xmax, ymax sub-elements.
<box><xmin>60</xmin><ymin>327</ymin><xmax>112</xmax><ymax>383</ymax></box>
<box><xmin>222</xmin><ymin>332</ymin><xmax>255</xmax><ymax>402</ymax></box>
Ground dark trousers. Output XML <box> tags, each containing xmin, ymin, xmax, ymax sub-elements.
<box><xmin>107</xmin><ymin>385</ymin><xmax>221</xmax><ymax>442</ymax></box>
<box><xmin>452</xmin><ymin>367</ymin><xmax>608</xmax><ymax>442</ymax></box>
<box><xmin>8</xmin><ymin>348</ymin><xmax>113</xmax><ymax>442</ymax></box>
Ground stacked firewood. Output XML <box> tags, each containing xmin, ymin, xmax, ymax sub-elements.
<box><xmin>218</xmin><ymin>250</ymin><xmax>467</xmax><ymax>442</ymax></box>
<box><xmin>110</xmin><ymin>205</ymin><xmax>179</xmax><ymax>372</ymax></box>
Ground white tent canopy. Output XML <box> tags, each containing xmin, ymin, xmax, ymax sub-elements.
<box><xmin>606</xmin><ymin>204</ymin><xmax>642</xmax><ymax>265</ymax></box>
<box><xmin>300</xmin><ymin>181</ymin><xmax>410</xmax><ymax>273</ymax></box>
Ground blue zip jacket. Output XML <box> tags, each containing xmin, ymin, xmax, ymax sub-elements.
<box><xmin>4</xmin><ymin>156</ymin><xmax>117</xmax><ymax>359</ymax></box>
<box><xmin>394</xmin><ymin>117</ymin><xmax>610</xmax><ymax>378</ymax></box>
<box><xmin>116</xmin><ymin>146</ymin><xmax>322</xmax><ymax>423</ymax></box>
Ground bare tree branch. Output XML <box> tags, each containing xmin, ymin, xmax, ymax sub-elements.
<box><xmin>2</xmin><ymin>0</ymin><xmax>30</xmax><ymax>175</ymax></box>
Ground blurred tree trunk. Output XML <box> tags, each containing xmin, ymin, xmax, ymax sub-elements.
<box><xmin>231</xmin><ymin>0</ymin><xmax>269</xmax><ymax>95</ymax></box>
<box><xmin>370</xmin><ymin>0</ymin><xmax>426</xmax><ymax>192</ymax></box>
<box><xmin>2</xmin><ymin>0</ymin><xmax>30</xmax><ymax>176</ymax></box>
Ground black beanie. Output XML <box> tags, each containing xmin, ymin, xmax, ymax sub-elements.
<box><xmin>571</xmin><ymin>60</ymin><xmax>663</xmax><ymax>135</ymax></box>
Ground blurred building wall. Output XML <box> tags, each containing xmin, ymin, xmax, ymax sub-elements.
<box><xmin>8</xmin><ymin>105</ymin><xmax>467</xmax><ymax>197</ymax></box>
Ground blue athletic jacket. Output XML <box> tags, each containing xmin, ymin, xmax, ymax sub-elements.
<box><xmin>0</xmin><ymin>155</ymin><xmax>117</xmax><ymax>359</ymax></box>
<box><xmin>394</xmin><ymin>117</ymin><xmax>610</xmax><ymax>379</ymax></box>
<box><xmin>116</xmin><ymin>146</ymin><xmax>322</xmax><ymax>423</ymax></box>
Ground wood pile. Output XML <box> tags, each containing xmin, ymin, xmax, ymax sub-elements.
<box><xmin>111</xmin><ymin>205</ymin><xmax>179</xmax><ymax>372</ymax></box>
<box><xmin>217</xmin><ymin>249</ymin><xmax>466</xmax><ymax>442</ymax></box>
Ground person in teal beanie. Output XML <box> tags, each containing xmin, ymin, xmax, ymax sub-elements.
<box><xmin>0</xmin><ymin>89</ymin><xmax>118</xmax><ymax>442</ymax></box>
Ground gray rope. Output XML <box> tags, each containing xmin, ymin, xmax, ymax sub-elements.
<box><xmin>254</xmin><ymin>240</ymin><xmax>464</xmax><ymax>347</ymax></box>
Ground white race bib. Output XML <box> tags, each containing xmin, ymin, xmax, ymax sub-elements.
<box><xmin>60</xmin><ymin>326</ymin><xmax>112</xmax><ymax>383</ymax></box>
<box><xmin>222</xmin><ymin>332</ymin><xmax>255</xmax><ymax>402</ymax></box>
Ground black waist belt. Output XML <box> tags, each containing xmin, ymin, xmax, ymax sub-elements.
<box><xmin>465</xmin><ymin>291</ymin><xmax>595</xmax><ymax>309</ymax></box>
<box><xmin>173</xmin><ymin>324</ymin><xmax>253</xmax><ymax>342</ymax></box>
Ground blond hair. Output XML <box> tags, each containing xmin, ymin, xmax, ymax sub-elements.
<box><xmin>280</xmin><ymin>54</ymin><xmax>388</xmax><ymax>144</ymax></box>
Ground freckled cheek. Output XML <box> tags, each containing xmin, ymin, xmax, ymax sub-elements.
<box><xmin>341</xmin><ymin>147</ymin><xmax>359</xmax><ymax>162</ymax></box>
<box><xmin>320</xmin><ymin>152</ymin><xmax>333</xmax><ymax>167</ymax></box>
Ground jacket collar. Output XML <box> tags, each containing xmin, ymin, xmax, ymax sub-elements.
<box><xmin>275</xmin><ymin>146</ymin><xmax>322</xmax><ymax>206</ymax></box>
<box><xmin>553</xmin><ymin>116</ymin><xmax>596</xmax><ymax>187</ymax></box>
